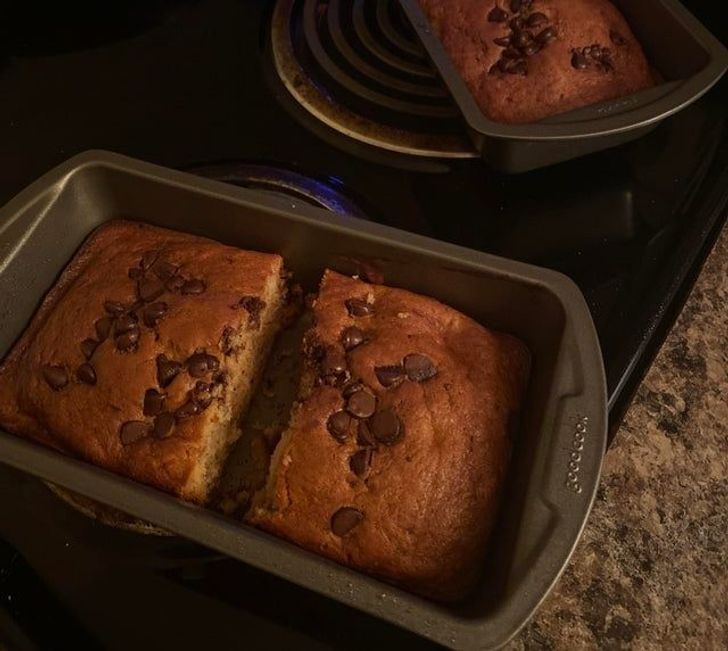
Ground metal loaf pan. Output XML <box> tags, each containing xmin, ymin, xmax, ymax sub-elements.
<box><xmin>399</xmin><ymin>0</ymin><xmax>728</xmax><ymax>172</ymax></box>
<box><xmin>0</xmin><ymin>151</ymin><xmax>607</xmax><ymax>649</ymax></box>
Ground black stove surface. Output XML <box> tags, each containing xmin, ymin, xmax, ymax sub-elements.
<box><xmin>0</xmin><ymin>1</ymin><xmax>726</xmax><ymax>649</ymax></box>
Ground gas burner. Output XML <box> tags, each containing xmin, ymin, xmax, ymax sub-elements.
<box><xmin>270</xmin><ymin>0</ymin><xmax>476</xmax><ymax>159</ymax></box>
<box><xmin>187</xmin><ymin>162</ymin><xmax>371</xmax><ymax>219</ymax></box>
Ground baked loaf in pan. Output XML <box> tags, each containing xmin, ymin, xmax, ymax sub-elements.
<box><xmin>0</xmin><ymin>221</ymin><xmax>287</xmax><ymax>503</ymax></box>
<box><xmin>417</xmin><ymin>0</ymin><xmax>655</xmax><ymax>123</ymax></box>
<box><xmin>248</xmin><ymin>270</ymin><xmax>530</xmax><ymax>601</ymax></box>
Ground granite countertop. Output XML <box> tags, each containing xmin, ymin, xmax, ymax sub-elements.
<box><xmin>510</xmin><ymin>225</ymin><xmax>728</xmax><ymax>649</ymax></box>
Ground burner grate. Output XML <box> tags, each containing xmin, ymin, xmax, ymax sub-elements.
<box><xmin>270</xmin><ymin>0</ymin><xmax>475</xmax><ymax>158</ymax></box>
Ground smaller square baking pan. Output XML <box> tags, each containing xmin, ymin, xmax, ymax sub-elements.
<box><xmin>399</xmin><ymin>0</ymin><xmax>728</xmax><ymax>172</ymax></box>
<box><xmin>0</xmin><ymin>151</ymin><xmax>607</xmax><ymax>649</ymax></box>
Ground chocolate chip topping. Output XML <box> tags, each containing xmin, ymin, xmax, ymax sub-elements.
<box><xmin>357</xmin><ymin>420</ymin><xmax>377</xmax><ymax>447</ymax></box>
<box><xmin>510</xmin><ymin>0</ymin><xmax>522</xmax><ymax>11</ymax></box>
<box><xmin>114</xmin><ymin>314</ymin><xmax>138</xmax><ymax>335</ymax></box>
<box><xmin>80</xmin><ymin>338</ymin><xmax>99</xmax><ymax>360</ymax></box>
<box><xmin>143</xmin><ymin>388</ymin><xmax>166</xmax><ymax>416</ymax></box>
<box><xmin>115</xmin><ymin>330</ymin><xmax>140</xmax><ymax>352</ymax></box>
<box><xmin>346</xmin><ymin>389</ymin><xmax>376</xmax><ymax>419</ymax></box>
<box><xmin>165</xmin><ymin>275</ymin><xmax>186</xmax><ymax>292</ymax></box>
<box><xmin>76</xmin><ymin>363</ymin><xmax>97</xmax><ymax>385</ymax></box>
<box><xmin>152</xmin><ymin>412</ymin><xmax>175</xmax><ymax>439</ymax></box>
<box><xmin>369</xmin><ymin>409</ymin><xmax>402</xmax><ymax>446</ymax></box>
<box><xmin>141</xmin><ymin>250</ymin><xmax>160</xmax><ymax>270</ymax></box>
<box><xmin>342</xmin><ymin>380</ymin><xmax>365</xmax><ymax>398</ymax></box>
<box><xmin>236</xmin><ymin>296</ymin><xmax>266</xmax><ymax>328</ymax></box>
<box><xmin>493</xmin><ymin>36</ymin><xmax>511</xmax><ymax>47</ymax></box>
<box><xmin>138</xmin><ymin>276</ymin><xmax>165</xmax><ymax>303</ymax></box>
<box><xmin>219</xmin><ymin>326</ymin><xmax>236</xmax><ymax>355</ymax></box>
<box><xmin>536</xmin><ymin>26</ymin><xmax>557</xmax><ymax>44</ymax></box>
<box><xmin>571</xmin><ymin>51</ymin><xmax>588</xmax><ymax>69</ymax></box>
<box><xmin>404</xmin><ymin>353</ymin><xmax>437</xmax><ymax>382</ymax></box>
<box><xmin>571</xmin><ymin>44</ymin><xmax>614</xmax><ymax>71</ymax></box>
<box><xmin>175</xmin><ymin>400</ymin><xmax>200</xmax><ymax>419</ymax></box>
<box><xmin>151</xmin><ymin>260</ymin><xmax>177</xmax><ymax>281</ymax></box>
<box><xmin>181</xmin><ymin>279</ymin><xmax>206</xmax><ymax>295</ymax></box>
<box><xmin>487</xmin><ymin>6</ymin><xmax>508</xmax><ymax>22</ymax></box>
<box><xmin>341</xmin><ymin>326</ymin><xmax>366</xmax><ymax>351</ymax></box>
<box><xmin>142</xmin><ymin>302</ymin><xmax>168</xmax><ymax>327</ymax></box>
<box><xmin>374</xmin><ymin>365</ymin><xmax>405</xmax><ymax>388</ymax></box>
<box><xmin>120</xmin><ymin>420</ymin><xmax>151</xmax><ymax>445</ymax></box>
<box><xmin>345</xmin><ymin>298</ymin><xmax>373</xmax><ymax>317</ymax></box>
<box><xmin>330</xmin><ymin>507</ymin><xmax>363</xmax><ymax>537</ymax></box>
<box><xmin>526</xmin><ymin>11</ymin><xmax>547</xmax><ymax>27</ymax></box>
<box><xmin>42</xmin><ymin>365</ymin><xmax>68</xmax><ymax>390</ymax></box>
<box><xmin>327</xmin><ymin>410</ymin><xmax>351</xmax><ymax>442</ymax></box>
<box><xmin>104</xmin><ymin>301</ymin><xmax>127</xmax><ymax>316</ymax></box>
<box><xmin>156</xmin><ymin>355</ymin><xmax>182</xmax><ymax>388</ymax></box>
<box><xmin>95</xmin><ymin>317</ymin><xmax>113</xmax><ymax>341</ymax></box>
<box><xmin>349</xmin><ymin>449</ymin><xmax>373</xmax><ymax>478</ymax></box>
<box><xmin>187</xmin><ymin>352</ymin><xmax>220</xmax><ymax>378</ymax></box>
<box><xmin>192</xmin><ymin>381</ymin><xmax>214</xmax><ymax>409</ymax></box>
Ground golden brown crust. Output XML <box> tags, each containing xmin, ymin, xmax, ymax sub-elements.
<box><xmin>0</xmin><ymin>220</ymin><xmax>283</xmax><ymax>502</ymax></box>
<box><xmin>248</xmin><ymin>270</ymin><xmax>530</xmax><ymax>601</ymax></box>
<box><xmin>418</xmin><ymin>0</ymin><xmax>654</xmax><ymax>123</ymax></box>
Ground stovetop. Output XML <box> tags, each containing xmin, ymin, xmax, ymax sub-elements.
<box><xmin>0</xmin><ymin>1</ymin><xmax>726</xmax><ymax>649</ymax></box>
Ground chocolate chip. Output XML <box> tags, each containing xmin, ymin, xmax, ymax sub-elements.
<box><xmin>80</xmin><ymin>338</ymin><xmax>98</xmax><ymax>360</ymax></box>
<box><xmin>369</xmin><ymin>409</ymin><xmax>402</xmax><ymax>446</ymax></box>
<box><xmin>138</xmin><ymin>277</ymin><xmax>165</xmax><ymax>303</ymax></box>
<box><xmin>536</xmin><ymin>27</ymin><xmax>557</xmax><ymax>44</ymax></box>
<box><xmin>330</xmin><ymin>507</ymin><xmax>363</xmax><ymax>537</ymax></box>
<box><xmin>509</xmin><ymin>0</ymin><xmax>522</xmax><ymax>13</ymax></box>
<box><xmin>219</xmin><ymin>326</ymin><xmax>236</xmax><ymax>355</ymax></box>
<box><xmin>571</xmin><ymin>51</ymin><xmax>589</xmax><ymax>69</ymax></box>
<box><xmin>374</xmin><ymin>365</ymin><xmax>404</xmax><ymax>388</ymax></box>
<box><xmin>157</xmin><ymin>354</ymin><xmax>183</xmax><ymax>387</ymax></box>
<box><xmin>493</xmin><ymin>36</ymin><xmax>511</xmax><ymax>47</ymax></box>
<box><xmin>404</xmin><ymin>353</ymin><xmax>437</xmax><ymax>382</ymax></box>
<box><xmin>610</xmin><ymin>29</ymin><xmax>626</xmax><ymax>46</ymax></box>
<box><xmin>522</xmin><ymin>41</ymin><xmax>541</xmax><ymax>56</ymax></box>
<box><xmin>120</xmin><ymin>420</ymin><xmax>151</xmax><ymax>445</ymax></box>
<box><xmin>192</xmin><ymin>381</ymin><xmax>214</xmax><ymax>409</ymax></box>
<box><xmin>76</xmin><ymin>363</ymin><xmax>97</xmax><ymax>385</ymax></box>
<box><xmin>95</xmin><ymin>317</ymin><xmax>113</xmax><ymax>341</ymax></box>
<box><xmin>176</xmin><ymin>400</ymin><xmax>200</xmax><ymax>419</ymax></box>
<box><xmin>235</xmin><ymin>296</ymin><xmax>266</xmax><ymax>327</ymax></box>
<box><xmin>507</xmin><ymin>59</ymin><xmax>528</xmax><ymax>75</ymax></box>
<box><xmin>341</xmin><ymin>326</ymin><xmax>365</xmax><ymax>351</ymax></box>
<box><xmin>357</xmin><ymin>420</ymin><xmax>377</xmax><ymax>447</ymax></box>
<box><xmin>512</xmin><ymin>31</ymin><xmax>531</xmax><ymax>48</ymax></box>
<box><xmin>142</xmin><ymin>302</ymin><xmax>168</xmax><ymax>327</ymax></box>
<box><xmin>509</xmin><ymin>16</ymin><xmax>523</xmax><ymax>30</ymax></box>
<box><xmin>327</xmin><ymin>410</ymin><xmax>351</xmax><ymax>442</ymax></box>
<box><xmin>114</xmin><ymin>314</ymin><xmax>138</xmax><ymax>335</ymax></box>
<box><xmin>104</xmin><ymin>301</ymin><xmax>127</xmax><ymax>316</ymax></box>
<box><xmin>349</xmin><ymin>449</ymin><xmax>373</xmax><ymax>478</ymax></box>
<box><xmin>115</xmin><ymin>329</ymin><xmax>139</xmax><ymax>352</ymax></box>
<box><xmin>128</xmin><ymin>267</ymin><xmax>143</xmax><ymax>280</ymax></box>
<box><xmin>345</xmin><ymin>298</ymin><xmax>373</xmax><ymax>317</ymax></box>
<box><xmin>141</xmin><ymin>250</ymin><xmax>159</xmax><ymax>270</ymax></box>
<box><xmin>187</xmin><ymin>353</ymin><xmax>220</xmax><ymax>378</ymax></box>
<box><xmin>346</xmin><ymin>389</ymin><xmax>376</xmax><ymax>419</ymax></box>
<box><xmin>321</xmin><ymin>349</ymin><xmax>349</xmax><ymax>387</ymax></box>
<box><xmin>487</xmin><ymin>6</ymin><xmax>508</xmax><ymax>22</ymax></box>
<box><xmin>42</xmin><ymin>365</ymin><xmax>68</xmax><ymax>390</ymax></box>
<box><xmin>526</xmin><ymin>12</ymin><xmax>548</xmax><ymax>27</ymax></box>
<box><xmin>152</xmin><ymin>412</ymin><xmax>175</xmax><ymax>439</ymax></box>
<box><xmin>151</xmin><ymin>260</ymin><xmax>177</xmax><ymax>281</ymax></box>
<box><xmin>342</xmin><ymin>380</ymin><xmax>365</xmax><ymax>398</ymax></box>
<box><xmin>165</xmin><ymin>275</ymin><xmax>186</xmax><ymax>292</ymax></box>
<box><xmin>181</xmin><ymin>279</ymin><xmax>206</xmax><ymax>295</ymax></box>
<box><xmin>143</xmin><ymin>388</ymin><xmax>166</xmax><ymax>416</ymax></box>
<box><xmin>503</xmin><ymin>47</ymin><xmax>521</xmax><ymax>60</ymax></box>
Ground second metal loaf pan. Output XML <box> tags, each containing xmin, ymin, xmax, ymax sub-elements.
<box><xmin>0</xmin><ymin>151</ymin><xmax>607</xmax><ymax>649</ymax></box>
<box><xmin>399</xmin><ymin>0</ymin><xmax>728</xmax><ymax>172</ymax></box>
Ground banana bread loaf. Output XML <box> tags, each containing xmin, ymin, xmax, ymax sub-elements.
<box><xmin>248</xmin><ymin>270</ymin><xmax>530</xmax><ymax>601</ymax></box>
<box><xmin>0</xmin><ymin>220</ymin><xmax>287</xmax><ymax>503</ymax></box>
<box><xmin>417</xmin><ymin>0</ymin><xmax>654</xmax><ymax>123</ymax></box>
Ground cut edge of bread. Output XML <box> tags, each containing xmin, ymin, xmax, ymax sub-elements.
<box><xmin>180</xmin><ymin>269</ymin><xmax>288</xmax><ymax>504</ymax></box>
